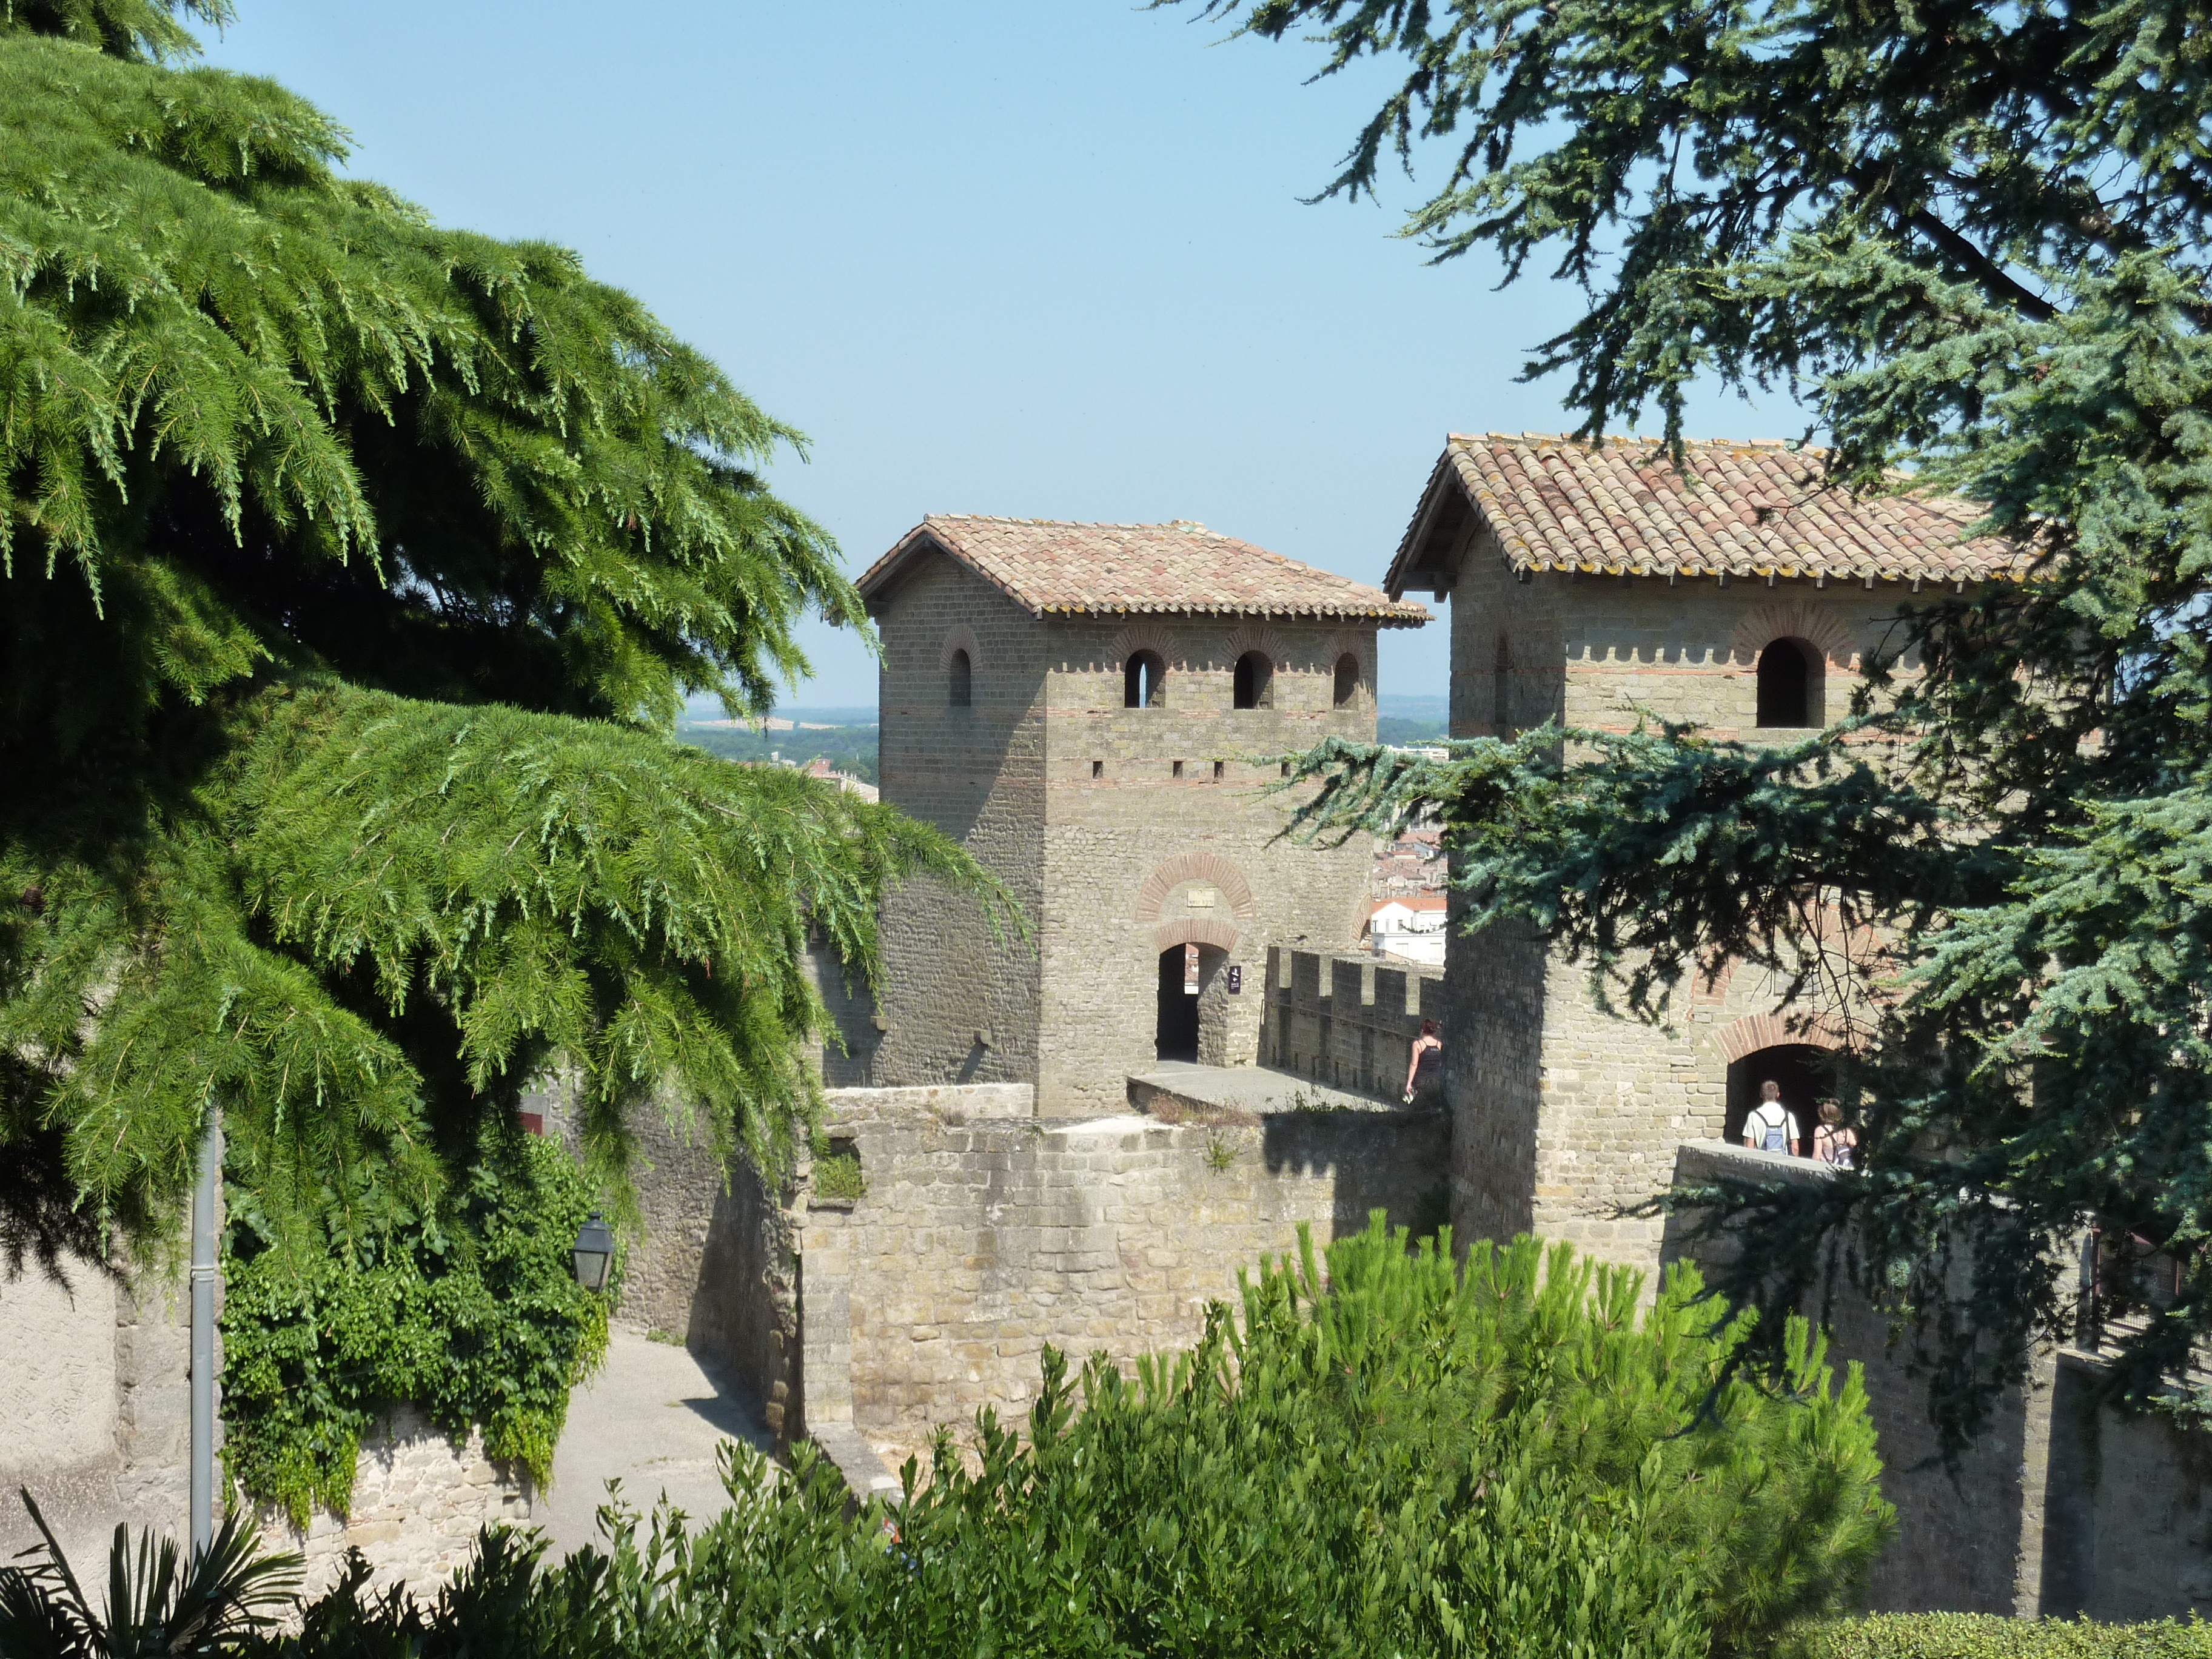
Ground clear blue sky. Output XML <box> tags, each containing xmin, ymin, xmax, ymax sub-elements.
<box><xmin>198</xmin><ymin>1</ymin><xmax>1801</xmax><ymax>713</ymax></box>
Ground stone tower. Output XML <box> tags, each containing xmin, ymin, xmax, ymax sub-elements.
<box><xmin>1383</xmin><ymin>434</ymin><xmax>2022</xmax><ymax>1268</ymax></box>
<box><xmin>854</xmin><ymin>515</ymin><xmax>1429</xmax><ymax>1118</ymax></box>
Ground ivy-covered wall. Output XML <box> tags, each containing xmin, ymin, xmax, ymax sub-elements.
<box><xmin>219</xmin><ymin>1128</ymin><xmax>611</xmax><ymax>1528</ymax></box>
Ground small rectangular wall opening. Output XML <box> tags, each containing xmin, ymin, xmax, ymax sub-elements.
<box><xmin>812</xmin><ymin>1134</ymin><xmax>864</xmax><ymax>1204</ymax></box>
<box><xmin>1091</xmin><ymin>759</ymin><xmax>1103</xmax><ymax>778</ymax></box>
<box><xmin>1212</xmin><ymin>760</ymin><xmax>1225</xmax><ymax>780</ymax></box>
<box><xmin>1172</xmin><ymin>759</ymin><xmax>1185</xmax><ymax>779</ymax></box>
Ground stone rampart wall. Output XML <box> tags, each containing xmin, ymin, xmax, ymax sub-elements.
<box><xmin>1258</xmin><ymin>947</ymin><xmax>1446</xmax><ymax>1103</ymax></box>
<box><xmin>806</xmin><ymin>1085</ymin><xmax>1447</xmax><ymax>1457</ymax></box>
<box><xmin>2042</xmin><ymin>1358</ymin><xmax>2212</xmax><ymax>1618</ymax></box>
<box><xmin>273</xmin><ymin>1408</ymin><xmax>531</xmax><ymax>1601</ymax></box>
<box><xmin>0</xmin><ymin>1245</ymin><xmax>527</xmax><ymax>1604</ymax></box>
<box><xmin>1664</xmin><ymin>1139</ymin><xmax>2212</xmax><ymax>1621</ymax></box>
<box><xmin>0</xmin><ymin>1261</ymin><xmax>176</xmax><ymax>1572</ymax></box>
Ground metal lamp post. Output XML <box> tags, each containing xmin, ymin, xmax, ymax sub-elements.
<box><xmin>189</xmin><ymin>1116</ymin><xmax>220</xmax><ymax>1557</ymax></box>
<box><xmin>572</xmin><ymin>1212</ymin><xmax>615</xmax><ymax>1294</ymax></box>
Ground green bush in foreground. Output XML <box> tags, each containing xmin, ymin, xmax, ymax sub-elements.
<box><xmin>1785</xmin><ymin>1614</ymin><xmax>2212</xmax><ymax>1658</ymax></box>
<box><xmin>0</xmin><ymin>1218</ymin><xmax>1894</xmax><ymax>1657</ymax></box>
<box><xmin>297</xmin><ymin>1218</ymin><xmax>1891</xmax><ymax>1657</ymax></box>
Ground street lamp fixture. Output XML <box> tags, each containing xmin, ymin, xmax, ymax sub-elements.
<box><xmin>572</xmin><ymin>1211</ymin><xmax>614</xmax><ymax>1293</ymax></box>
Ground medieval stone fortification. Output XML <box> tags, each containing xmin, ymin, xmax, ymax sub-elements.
<box><xmin>1383</xmin><ymin>433</ymin><xmax>2031</xmax><ymax>1267</ymax></box>
<box><xmin>850</xmin><ymin>514</ymin><xmax>1426</xmax><ymax>1116</ymax></box>
<box><xmin>4</xmin><ymin>454</ymin><xmax>2204</xmax><ymax>1620</ymax></box>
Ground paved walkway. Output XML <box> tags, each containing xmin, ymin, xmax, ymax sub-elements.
<box><xmin>1128</xmin><ymin>1061</ymin><xmax>1410</xmax><ymax>1121</ymax></box>
<box><xmin>538</xmin><ymin>1329</ymin><xmax>773</xmax><ymax>1557</ymax></box>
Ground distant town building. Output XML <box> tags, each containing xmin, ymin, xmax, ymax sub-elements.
<box><xmin>803</xmin><ymin>756</ymin><xmax>879</xmax><ymax>802</ymax></box>
<box><xmin>1371</xmin><ymin>826</ymin><xmax>1447</xmax><ymax>899</ymax></box>
<box><xmin>1365</xmin><ymin>894</ymin><xmax>1448</xmax><ymax>965</ymax></box>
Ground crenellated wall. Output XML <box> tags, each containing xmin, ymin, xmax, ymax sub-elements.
<box><xmin>1257</xmin><ymin>947</ymin><xmax>1447</xmax><ymax>1102</ymax></box>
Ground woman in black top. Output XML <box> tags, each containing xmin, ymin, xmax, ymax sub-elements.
<box><xmin>1404</xmin><ymin>1019</ymin><xmax>1443</xmax><ymax>1104</ymax></box>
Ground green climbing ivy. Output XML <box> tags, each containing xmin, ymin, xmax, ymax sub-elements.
<box><xmin>218</xmin><ymin>1127</ymin><xmax>611</xmax><ymax>1527</ymax></box>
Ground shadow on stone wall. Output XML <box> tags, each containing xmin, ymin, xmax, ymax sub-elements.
<box><xmin>1259</xmin><ymin>1108</ymin><xmax>1452</xmax><ymax>1243</ymax></box>
<box><xmin>1663</xmin><ymin>1139</ymin><xmax>2212</xmax><ymax>1621</ymax></box>
<box><xmin>686</xmin><ymin>1159</ymin><xmax>799</xmax><ymax>1443</ymax></box>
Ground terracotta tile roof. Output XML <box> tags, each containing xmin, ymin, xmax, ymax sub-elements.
<box><xmin>861</xmin><ymin>515</ymin><xmax>1430</xmax><ymax>626</ymax></box>
<box><xmin>1386</xmin><ymin>434</ymin><xmax>2030</xmax><ymax>592</ymax></box>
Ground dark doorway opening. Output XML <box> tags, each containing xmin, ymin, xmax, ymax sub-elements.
<box><xmin>1724</xmin><ymin>1043</ymin><xmax>1831</xmax><ymax>1151</ymax></box>
<box><xmin>1232</xmin><ymin>651</ymin><xmax>1272</xmax><ymax>709</ymax></box>
<box><xmin>1156</xmin><ymin>943</ymin><xmax>1200</xmax><ymax>1062</ymax></box>
<box><xmin>1757</xmin><ymin>638</ymin><xmax>1814</xmax><ymax>726</ymax></box>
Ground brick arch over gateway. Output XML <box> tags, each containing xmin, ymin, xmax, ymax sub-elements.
<box><xmin>1153</xmin><ymin>918</ymin><xmax>1241</xmax><ymax>954</ymax></box>
<box><xmin>1133</xmin><ymin>852</ymin><xmax>1259</xmax><ymax>922</ymax></box>
<box><xmin>1728</xmin><ymin>599</ymin><xmax>1857</xmax><ymax>668</ymax></box>
<box><xmin>1714</xmin><ymin>1010</ymin><xmax>1848</xmax><ymax>1064</ymax></box>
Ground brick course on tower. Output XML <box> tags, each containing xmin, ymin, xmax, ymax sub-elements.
<box><xmin>857</xmin><ymin>515</ymin><xmax>1429</xmax><ymax>1118</ymax></box>
<box><xmin>1386</xmin><ymin>433</ymin><xmax>2023</xmax><ymax>1268</ymax></box>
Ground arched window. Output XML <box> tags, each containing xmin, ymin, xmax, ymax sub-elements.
<box><xmin>1232</xmin><ymin>651</ymin><xmax>1272</xmax><ymax>709</ymax></box>
<box><xmin>1125</xmin><ymin>650</ymin><xmax>1165</xmax><ymax>709</ymax></box>
<box><xmin>948</xmin><ymin>649</ymin><xmax>971</xmax><ymax>708</ymax></box>
<box><xmin>1332</xmin><ymin>653</ymin><xmax>1359</xmax><ymax>708</ymax></box>
<box><xmin>1755</xmin><ymin>638</ymin><xmax>1821</xmax><ymax>728</ymax></box>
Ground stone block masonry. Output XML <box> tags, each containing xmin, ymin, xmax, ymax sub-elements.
<box><xmin>1664</xmin><ymin>1139</ymin><xmax>2212</xmax><ymax>1621</ymax></box>
<box><xmin>799</xmin><ymin>1084</ymin><xmax>1448</xmax><ymax>1459</ymax></box>
<box><xmin>272</xmin><ymin>1408</ymin><xmax>531</xmax><ymax>1602</ymax></box>
<box><xmin>0</xmin><ymin>1246</ymin><xmax>529</xmax><ymax>1607</ymax></box>
<box><xmin>1259</xmin><ymin>947</ymin><xmax>1445</xmax><ymax>1102</ymax></box>
<box><xmin>859</xmin><ymin>526</ymin><xmax>1412</xmax><ymax>1121</ymax></box>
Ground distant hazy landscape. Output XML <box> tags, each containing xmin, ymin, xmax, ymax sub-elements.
<box><xmin>677</xmin><ymin>712</ymin><xmax>880</xmax><ymax>783</ymax></box>
<box><xmin>674</xmin><ymin>693</ymin><xmax>1445</xmax><ymax>783</ymax></box>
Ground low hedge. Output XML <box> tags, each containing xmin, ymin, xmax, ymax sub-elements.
<box><xmin>1786</xmin><ymin>1615</ymin><xmax>2212</xmax><ymax>1658</ymax></box>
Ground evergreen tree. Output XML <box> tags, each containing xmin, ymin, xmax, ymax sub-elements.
<box><xmin>1181</xmin><ymin>0</ymin><xmax>2212</xmax><ymax>1437</ymax></box>
<box><xmin>0</xmin><ymin>0</ymin><xmax>1003</xmax><ymax>1264</ymax></box>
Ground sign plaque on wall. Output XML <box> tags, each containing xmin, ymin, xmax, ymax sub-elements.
<box><xmin>1226</xmin><ymin>966</ymin><xmax>1242</xmax><ymax>994</ymax></box>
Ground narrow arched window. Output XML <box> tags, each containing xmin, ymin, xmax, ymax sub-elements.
<box><xmin>948</xmin><ymin>649</ymin><xmax>971</xmax><ymax>708</ymax></box>
<box><xmin>1756</xmin><ymin>638</ymin><xmax>1812</xmax><ymax>727</ymax></box>
<box><xmin>1233</xmin><ymin>651</ymin><xmax>1272</xmax><ymax>709</ymax></box>
<box><xmin>1333</xmin><ymin>654</ymin><xmax>1359</xmax><ymax>708</ymax></box>
<box><xmin>1125</xmin><ymin>651</ymin><xmax>1165</xmax><ymax>709</ymax></box>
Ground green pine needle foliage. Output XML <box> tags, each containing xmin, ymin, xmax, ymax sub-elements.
<box><xmin>0</xmin><ymin>0</ymin><xmax>1015</xmax><ymax>1513</ymax></box>
<box><xmin>1191</xmin><ymin>0</ymin><xmax>2212</xmax><ymax>1443</ymax></box>
<box><xmin>217</xmin><ymin>1216</ymin><xmax>1891</xmax><ymax>1658</ymax></box>
<box><xmin>0</xmin><ymin>0</ymin><xmax>1013</xmax><ymax>1258</ymax></box>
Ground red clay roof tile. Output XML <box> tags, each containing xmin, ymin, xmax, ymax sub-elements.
<box><xmin>1387</xmin><ymin>434</ymin><xmax>2029</xmax><ymax>591</ymax></box>
<box><xmin>861</xmin><ymin>515</ymin><xmax>1430</xmax><ymax>625</ymax></box>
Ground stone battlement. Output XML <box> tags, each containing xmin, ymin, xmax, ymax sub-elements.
<box><xmin>1259</xmin><ymin>946</ymin><xmax>1446</xmax><ymax>1102</ymax></box>
<box><xmin>821</xmin><ymin>1082</ymin><xmax>1033</xmax><ymax>1123</ymax></box>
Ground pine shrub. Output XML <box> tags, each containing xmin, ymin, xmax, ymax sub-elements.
<box><xmin>236</xmin><ymin>1216</ymin><xmax>1892</xmax><ymax>1658</ymax></box>
<box><xmin>1783</xmin><ymin>1615</ymin><xmax>2212</xmax><ymax>1658</ymax></box>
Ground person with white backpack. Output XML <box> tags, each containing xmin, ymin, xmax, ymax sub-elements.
<box><xmin>1741</xmin><ymin>1080</ymin><xmax>1803</xmax><ymax>1157</ymax></box>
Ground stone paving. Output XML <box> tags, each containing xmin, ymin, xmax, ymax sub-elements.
<box><xmin>1127</xmin><ymin>1060</ymin><xmax>1410</xmax><ymax>1122</ymax></box>
<box><xmin>538</xmin><ymin>1328</ymin><xmax>773</xmax><ymax>1558</ymax></box>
